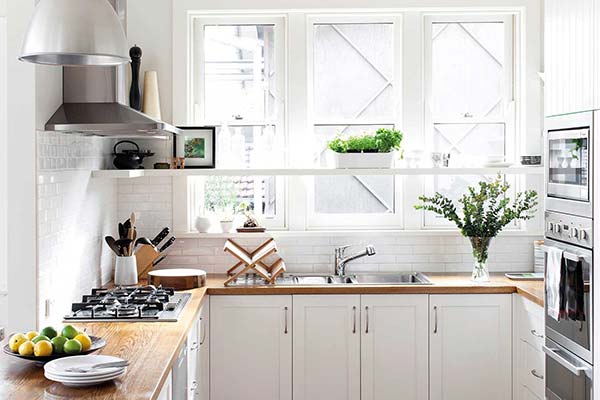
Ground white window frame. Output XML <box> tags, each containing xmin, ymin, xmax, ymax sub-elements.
<box><xmin>171</xmin><ymin>7</ymin><xmax>535</xmax><ymax>235</ymax></box>
<box><xmin>173</xmin><ymin>14</ymin><xmax>288</xmax><ymax>231</ymax></box>
<box><xmin>421</xmin><ymin>13</ymin><xmax>519</xmax><ymax>229</ymax></box>
<box><xmin>305</xmin><ymin>14</ymin><xmax>405</xmax><ymax>229</ymax></box>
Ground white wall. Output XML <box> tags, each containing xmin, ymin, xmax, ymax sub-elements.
<box><xmin>37</xmin><ymin>133</ymin><xmax>116</xmax><ymax>326</ymax></box>
<box><xmin>127</xmin><ymin>0</ymin><xmax>173</xmax><ymax>123</ymax></box>
<box><xmin>0</xmin><ymin>0</ymin><xmax>7</xmax><ymax>331</ymax></box>
<box><xmin>6</xmin><ymin>0</ymin><xmax>37</xmax><ymax>333</ymax></box>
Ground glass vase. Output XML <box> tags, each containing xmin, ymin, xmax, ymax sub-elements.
<box><xmin>468</xmin><ymin>236</ymin><xmax>493</xmax><ymax>282</ymax></box>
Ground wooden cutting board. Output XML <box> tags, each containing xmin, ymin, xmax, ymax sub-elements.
<box><xmin>148</xmin><ymin>268</ymin><xmax>207</xmax><ymax>290</ymax></box>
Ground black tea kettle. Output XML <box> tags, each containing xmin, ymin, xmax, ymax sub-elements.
<box><xmin>113</xmin><ymin>140</ymin><xmax>155</xmax><ymax>170</ymax></box>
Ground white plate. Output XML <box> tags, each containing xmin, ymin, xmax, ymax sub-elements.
<box><xmin>45</xmin><ymin>355</ymin><xmax>126</xmax><ymax>377</ymax></box>
<box><xmin>45</xmin><ymin>367</ymin><xmax>126</xmax><ymax>380</ymax></box>
<box><xmin>45</xmin><ymin>369</ymin><xmax>125</xmax><ymax>382</ymax></box>
<box><xmin>45</xmin><ymin>370</ymin><xmax>126</xmax><ymax>387</ymax></box>
<box><xmin>483</xmin><ymin>162</ymin><xmax>514</xmax><ymax>168</ymax></box>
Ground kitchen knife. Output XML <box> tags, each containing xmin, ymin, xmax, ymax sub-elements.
<box><xmin>158</xmin><ymin>236</ymin><xmax>176</xmax><ymax>253</ymax></box>
<box><xmin>151</xmin><ymin>227</ymin><xmax>170</xmax><ymax>247</ymax></box>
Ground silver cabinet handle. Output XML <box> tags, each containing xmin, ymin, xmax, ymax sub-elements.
<box><xmin>284</xmin><ymin>306</ymin><xmax>288</xmax><ymax>334</ymax></box>
<box><xmin>365</xmin><ymin>306</ymin><xmax>369</xmax><ymax>334</ymax></box>
<box><xmin>352</xmin><ymin>306</ymin><xmax>357</xmax><ymax>334</ymax></box>
<box><xmin>543</xmin><ymin>345</ymin><xmax>592</xmax><ymax>376</ymax></box>
<box><xmin>199</xmin><ymin>317</ymin><xmax>207</xmax><ymax>346</ymax></box>
<box><xmin>531</xmin><ymin>329</ymin><xmax>544</xmax><ymax>339</ymax></box>
<box><xmin>433</xmin><ymin>306</ymin><xmax>438</xmax><ymax>334</ymax></box>
<box><xmin>531</xmin><ymin>369</ymin><xmax>544</xmax><ymax>380</ymax></box>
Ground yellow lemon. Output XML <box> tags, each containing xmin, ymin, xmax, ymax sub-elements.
<box><xmin>9</xmin><ymin>334</ymin><xmax>27</xmax><ymax>353</ymax></box>
<box><xmin>74</xmin><ymin>333</ymin><xmax>92</xmax><ymax>352</ymax></box>
<box><xmin>33</xmin><ymin>340</ymin><xmax>53</xmax><ymax>357</ymax></box>
<box><xmin>18</xmin><ymin>341</ymin><xmax>34</xmax><ymax>356</ymax></box>
<box><xmin>25</xmin><ymin>331</ymin><xmax>38</xmax><ymax>341</ymax></box>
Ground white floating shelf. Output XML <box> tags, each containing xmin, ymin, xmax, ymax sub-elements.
<box><xmin>92</xmin><ymin>169</ymin><xmax>145</xmax><ymax>178</ymax></box>
<box><xmin>92</xmin><ymin>166</ymin><xmax>543</xmax><ymax>178</ymax></box>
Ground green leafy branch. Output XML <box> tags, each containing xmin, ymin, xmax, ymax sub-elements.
<box><xmin>414</xmin><ymin>176</ymin><xmax>538</xmax><ymax>239</ymax></box>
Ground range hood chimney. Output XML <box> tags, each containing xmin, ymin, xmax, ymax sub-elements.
<box><xmin>40</xmin><ymin>0</ymin><xmax>181</xmax><ymax>136</ymax></box>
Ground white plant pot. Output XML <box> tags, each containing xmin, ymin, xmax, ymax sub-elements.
<box><xmin>333</xmin><ymin>151</ymin><xmax>395</xmax><ymax>169</ymax></box>
<box><xmin>195</xmin><ymin>216</ymin><xmax>212</xmax><ymax>233</ymax></box>
<box><xmin>220</xmin><ymin>221</ymin><xmax>234</xmax><ymax>233</ymax></box>
<box><xmin>114</xmin><ymin>256</ymin><xmax>138</xmax><ymax>286</ymax></box>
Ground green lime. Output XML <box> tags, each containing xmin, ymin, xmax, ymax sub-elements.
<box><xmin>61</xmin><ymin>325</ymin><xmax>79</xmax><ymax>340</ymax></box>
<box><xmin>40</xmin><ymin>326</ymin><xmax>58</xmax><ymax>339</ymax></box>
<box><xmin>31</xmin><ymin>335</ymin><xmax>50</xmax><ymax>344</ymax></box>
<box><xmin>51</xmin><ymin>336</ymin><xmax>68</xmax><ymax>354</ymax></box>
<box><xmin>63</xmin><ymin>339</ymin><xmax>82</xmax><ymax>355</ymax></box>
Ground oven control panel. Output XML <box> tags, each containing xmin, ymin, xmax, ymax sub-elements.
<box><xmin>545</xmin><ymin>211</ymin><xmax>593</xmax><ymax>248</ymax></box>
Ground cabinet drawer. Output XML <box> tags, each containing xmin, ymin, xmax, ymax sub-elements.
<box><xmin>517</xmin><ymin>296</ymin><xmax>544</xmax><ymax>350</ymax></box>
<box><xmin>524</xmin><ymin>342</ymin><xmax>545</xmax><ymax>397</ymax></box>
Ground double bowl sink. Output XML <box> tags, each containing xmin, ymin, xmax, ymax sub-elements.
<box><xmin>231</xmin><ymin>272</ymin><xmax>433</xmax><ymax>286</ymax></box>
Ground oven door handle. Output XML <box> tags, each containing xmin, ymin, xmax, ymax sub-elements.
<box><xmin>542</xmin><ymin>345</ymin><xmax>592</xmax><ymax>376</ymax></box>
<box><xmin>540</xmin><ymin>245</ymin><xmax>585</xmax><ymax>262</ymax></box>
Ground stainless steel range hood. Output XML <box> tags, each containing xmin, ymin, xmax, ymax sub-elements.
<box><xmin>43</xmin><ymin>0</ymin><xmax>181</xmax><ymax>137</ymax></box>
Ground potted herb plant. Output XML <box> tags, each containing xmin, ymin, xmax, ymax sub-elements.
<box><xmin>327</xmin><ymin>128</ymin><xmax>403</xmax><ymax>168</ymax></box>
<box><xmin>414</xmin><ymin>176</ymin><xmax>538</xmax><ymax>282</ymax></box>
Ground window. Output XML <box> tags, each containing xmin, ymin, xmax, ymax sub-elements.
<box><xmin>173</xmin><ymin>9</ymin><xmax>531</xmax><ymax>234</ymax></box>
<box><xmin>188</xmin><ymin>16</ymin><xmax>286</xmax><ymax>228</ymax></box>
<box><xmin>307</xmin><ymin>16</ymin><xmax>403</xmax><ymax>228</ymax></box>
<box><xmin>423</xmin><ymin>15</ymin><xmax>516</xmax><ymax>228</ymax></box>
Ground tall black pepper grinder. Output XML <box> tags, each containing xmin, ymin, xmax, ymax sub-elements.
<box><xmin>129</xmin><ymin>45</ymin><xmax>142</xmax><ymax>111</ymax></box>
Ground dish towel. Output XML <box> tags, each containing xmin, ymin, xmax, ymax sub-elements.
<box><xmin>561</xmin><ymin>258</ymin><xmax>586</xmax><ymax>321</ymax></box>
<box><xmin>546</xmin><ymin>246</ymin><xmax>564</xmax><ymax>321</ymax></box>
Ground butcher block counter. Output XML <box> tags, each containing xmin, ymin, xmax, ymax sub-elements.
<box><xmin>0</xmin><ymin>273</ymin><xmax>543</xmax><ymax>400</ymax></box>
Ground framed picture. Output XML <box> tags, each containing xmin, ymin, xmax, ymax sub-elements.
<box><xmin>174</xmin><ymin>126</ymin><xmax>216</xmax><ymax>168</ymax></box>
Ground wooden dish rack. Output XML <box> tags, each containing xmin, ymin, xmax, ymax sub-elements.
<box><xmin>223</xmin><ymin>238</ymin><xmax>286</xmax><ymax>286</ymax></box>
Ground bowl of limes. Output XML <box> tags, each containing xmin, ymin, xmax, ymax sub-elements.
<box><xmin>3</xmin><ymin>325</ymin><xmax>106</xmax><ymax>364</ymax></box>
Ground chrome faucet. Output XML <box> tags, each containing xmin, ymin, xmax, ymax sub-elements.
<box><xmin>335</xmin><ymin>245</ymin><xmax>376</xmax><ymax>276</ymax></box>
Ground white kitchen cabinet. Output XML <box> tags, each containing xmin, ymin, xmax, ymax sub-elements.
<box><xmin>197</xmin><ymin>300</ymin><xmax>209</xmax><ymax>400</ymax></box>
<box><xmin>158</xmin><ymin>371</ymin><xmax>173</xmax><ymax>400</ymax></box>
<box><xmin>210</xmin><ymin>295</ymin><xmax>291</xmax><ymax>400</ymax></box>
<box><xmin>513</xmin><ymin>295</ymin><xmax>545</xmax><ymax>400</ymax></box>
<box><xmin>361</xmin><ymin>295</ymin><xmax>428</xmax><ymax>400</ymax></box>
<box><xmin>429</xmin><ymin>294</ymin><xmax>512</xmax><ymax>400</ymax></box>
<box><xmin>545</xmin><ymin>0</ymin><xmax>595</xmax><ymax>116</ymax></box>
<box><xmin>293</xmin><ymin>295</ymin><xmax>361</xmax><ymax>400</ymax></box>
<box><xmin>187</xmin><ymin>312</ymin><xmax>200</xmax><ymax>400</ymax></box>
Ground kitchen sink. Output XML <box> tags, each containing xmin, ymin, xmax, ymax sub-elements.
<box><xmin>350</xmin><ymin>272</ymin><xmax>432</xmax><ymax>285</ymax></box>
<box><xmin>230</xmin><ymin>272</ymin><xmax>433</xmax><ymax>286</ymax></box>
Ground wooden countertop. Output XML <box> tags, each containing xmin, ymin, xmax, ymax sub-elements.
<box><xmin>0</xmin><ymin>287</ymin><xmax>208</xmax><ymax>400</ymax></box>
<box><xmin>0</xmin><ymin>273</ymin><xmax>543</xmax><ymax>400</ymax></box>
<box><xmin>206</xmin><ymin>273</ymin><xmax>544</xmax><ymax>307</ymax></box>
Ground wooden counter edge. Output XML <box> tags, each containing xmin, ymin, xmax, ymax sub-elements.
<box><xmin>150</xmin><ymin>287</ymin><xmax>208</xmax><ymax>400</ymax></box>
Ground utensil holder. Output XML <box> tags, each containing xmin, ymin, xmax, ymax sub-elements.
<box><xmin>115</xmin><ymin>256</ymin><xmax>138</xmax><ymax>286</ymax></box>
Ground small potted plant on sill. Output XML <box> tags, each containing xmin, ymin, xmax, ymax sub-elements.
<box><xmin>414</xmin><ymin>176</ymin><xmax>538</xmax><ymax>282</ymax></box>
<box><xmin>327</xmin><ymin>128</ymin><xmax>403</xmax><ymax>169</ymax></box>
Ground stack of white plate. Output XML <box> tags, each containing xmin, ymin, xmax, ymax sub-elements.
<box><xmin>44</xmin><ymin>355</ymin><xmax>127</xmax><ymax>387</ymax></box>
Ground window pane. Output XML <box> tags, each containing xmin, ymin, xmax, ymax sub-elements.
<box><xmin>433</xmin><ymin>123</ymin><xmax>505</xmax><ymax>165</ymax></box>
<box><xmin>314</xmin><ymin>23</ymin><xmax>394</xmax><ymax>120</ymax></box>
<box><xmin>216</xmin><ymin>125</ymin><xmax>283</xmax><ymax>168</ymax></box>
<box><xmin>315</xmin><ymin>175</ymin><xmax>395</xmax><ymax>214</ymax></box>
<box><xmin>203</xmin><ymin>25</ymin><xmax>276</xmax><ymax>121</ymax></box>
<box><xmin>193</xmin><ymin>175</ymin><xmax>277</xmax><ymax>218</ymax></box>
<box><xmin>432</xmin><ymin>22</ymin><xmax>505</xmax><ymax>119</ymax></box>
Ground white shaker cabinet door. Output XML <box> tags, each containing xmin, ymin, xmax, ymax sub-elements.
<box><xmin>545</xmin><ymin>0</ymin><xmax>594</xmax><ymax>116</ymax></box>
<box><xmin>210</xmin><ymin>295</ymin><xmax>291</xmax><ymax>400</ymax></box>
<box><xmin>361</xmin><ymin>295</ymin><xmax>429</xmax><ymax>400</ymax></box>
<box><xmin>197</xmin><ymin>300</ymin><xmax>209</xmax><ymax>400</ymax></box>
<box><xmin>430</xmin><ymin>294</ymin><xmax>512</xmax><ymax>400</ymax></box>
<box><xmin>293</xmin><ymin>295</ymin><xmax>361</xmax><ymax>400</ymax></box>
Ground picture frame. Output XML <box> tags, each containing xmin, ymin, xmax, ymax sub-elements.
<box><xmin>174</xmin><ymin>126</ymin><xmax>216</xmax><ymax>168</ymax></box>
